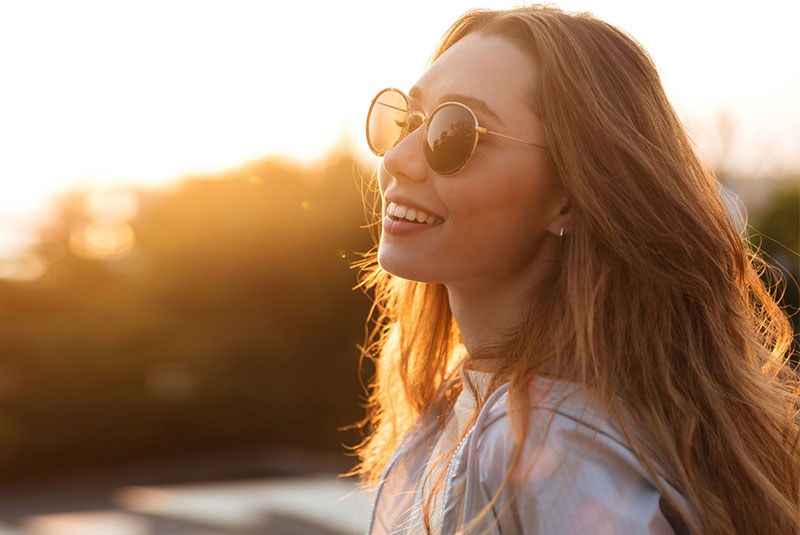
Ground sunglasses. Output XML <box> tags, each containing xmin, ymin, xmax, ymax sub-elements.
<box><xmin>366</xmin><ymin>87</ymin><xmax>547</xmax><ymax>176</ymax></box>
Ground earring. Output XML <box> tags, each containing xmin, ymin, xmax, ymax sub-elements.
<box><xmin>559</xmin><ymin>227</ymin><xmax>565</xmax><ymax>237</ymax></box>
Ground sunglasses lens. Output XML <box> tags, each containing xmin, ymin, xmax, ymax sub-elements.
<box><xmin>367</xmin><ymin>89</ymin><xmax>409</xmax><ymax>155</ymax></box>
<box><xmin>424</xmin><ymin>104</ymin><xmax>476</xmax><ymax>175</ymax></box>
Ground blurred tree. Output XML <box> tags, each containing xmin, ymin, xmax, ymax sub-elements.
<box><xmin>0</xmin><ymin>151</ymin><xmax>376</xmax><ymax>481</ymax></box>
<box><xmin>747</xmin><ymin>180</ymin><xmax>800</xmax><ymax>357</ymax></box>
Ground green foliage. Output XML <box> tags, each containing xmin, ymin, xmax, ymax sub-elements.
<box><xmin>0</xmin><ymin>152</ymin><xmax>376</xmax><ymax>480</ymax></box>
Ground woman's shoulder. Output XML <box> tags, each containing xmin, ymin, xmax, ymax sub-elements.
<box><xmin>474</xmin><ymin>378</ymin><xmax>638</xmax><ymax>479</ymax></box>
<box><xmin>476</xmin><ymin>377</ymin><xmax>627</xmax><ymax>450</ymax></box>
<box><xmin>470</xmin><ymin>378</ymin><xmax>695</xmax><ymax>534</ymax></box>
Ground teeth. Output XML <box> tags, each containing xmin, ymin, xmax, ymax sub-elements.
<box><xmin>385</xmin><ymin>201</ymin><xmax>443</xmax><ymax>225</ymax></box>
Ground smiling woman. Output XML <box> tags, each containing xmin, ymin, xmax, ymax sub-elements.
<box><xmin>352</xmin><ymin>5</ymin><xmax>800</xmax><ymax>535</ymax></box>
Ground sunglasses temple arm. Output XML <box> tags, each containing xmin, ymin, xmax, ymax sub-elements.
<box><xmin>477</xmin><ymin>126</ymin><xmax>547</xmax><ymax>149</ymax></box>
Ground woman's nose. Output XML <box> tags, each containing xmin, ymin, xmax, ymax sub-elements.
<box><xmin>382</xmin><ymin>127</ymin><xmax>428</xmax><ymax>183</ymax></box>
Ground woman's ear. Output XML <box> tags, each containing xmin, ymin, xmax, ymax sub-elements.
<box><xmin>546</xmin><ymin>194</ymin><xmax>572</xmax><ymax>237</ymax></box>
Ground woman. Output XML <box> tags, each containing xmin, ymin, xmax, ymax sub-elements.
<box><xmin>352</xmin><ymin>6</ymin><xmax>799</xmax><ymax>534</ymax></box>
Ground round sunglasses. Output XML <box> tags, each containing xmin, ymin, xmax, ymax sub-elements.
<box><xmin>366</xmin><ymin>87</ymin><xmax>547</xmax><ymax>176</ymax></box>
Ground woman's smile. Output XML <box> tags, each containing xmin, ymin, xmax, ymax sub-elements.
<box><xmin>385</xmin><ymin>201</ymin><xmax>444</xmax><ymax>225</ymax></box>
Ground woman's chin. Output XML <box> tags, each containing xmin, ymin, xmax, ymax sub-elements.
<box><xmin>377</xmin><ymin>246</ymin><xmax>442</xmax><ymax>284</ymax></box>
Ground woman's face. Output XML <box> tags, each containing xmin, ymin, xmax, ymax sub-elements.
<box><xmin>378</xmin><ymin>33</ymin><xmax>567</xmax><ymax>289</ymax></box>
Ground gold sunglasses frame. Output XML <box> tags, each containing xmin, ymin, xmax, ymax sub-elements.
<box><xmin>366</xmin><ymin>87</ymin><xmax>547</xmax><ymax>176</ymax></box>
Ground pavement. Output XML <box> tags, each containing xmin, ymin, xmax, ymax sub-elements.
<box><xmin>0</xmin><ymin>447</ymin><xmax>373</xmax><ymax>535</ymax></box>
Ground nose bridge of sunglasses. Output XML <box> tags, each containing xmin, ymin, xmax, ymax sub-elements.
<box><xmin>407</xmin><ymin>111</ymin><xmax>425</xmax><ymax>133</ymax></box>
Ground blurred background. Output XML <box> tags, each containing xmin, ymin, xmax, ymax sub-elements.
<box><xmin>0</xmin><ymin>0</ymin><xmax>797</xmax><ymax>533</ymax></box>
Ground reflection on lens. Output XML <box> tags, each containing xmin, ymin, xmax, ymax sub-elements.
<box><xmin>424</xmin><ymin>104</ymin><xmax>476</xmax><ymax>174</ymax></box>
<box><xmin>367</xmin><ymin>89</ymin><xmax>409</xmax><ymax>155</ymax></box>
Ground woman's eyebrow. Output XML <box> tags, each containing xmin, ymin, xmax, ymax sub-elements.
<box><xmin>409</xmin><ymin>86</ymin><xmax>505</xmax><ymax>127</ymax></box>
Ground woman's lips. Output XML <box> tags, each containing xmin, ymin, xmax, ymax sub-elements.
<box><xmin>382</xmin><ymin>214</ymin><xmax>444</xmax><ymax>235</ymax></box>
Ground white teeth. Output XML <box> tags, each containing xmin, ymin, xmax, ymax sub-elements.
<box><xmin>385</xmin><ymin>200</ymin><xmax>443</xmax><ymax>225</ymax></box>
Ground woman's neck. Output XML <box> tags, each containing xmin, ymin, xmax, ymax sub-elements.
<box><xmin>445</xmin><ymin>240</ymin><xmax>560</xmax><ymax>359</ymax></box>
<box><xmin>448</xmin><ymin>283</ymin><xmax>520</xmax><ymax>358</ymax></box>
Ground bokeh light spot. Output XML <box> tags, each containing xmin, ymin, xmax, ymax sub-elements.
<box><xmin>0</xmin><ymin>253</ymin><xmax>46</xmax><ymax>281</ymax></box>
<box><xmin>69</xmin><ymin>221</ymin><xmax>136</xmax><ymax>259</ymax></box>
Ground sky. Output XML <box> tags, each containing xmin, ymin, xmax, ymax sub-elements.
<box><xmin>0</xmin><ymin>0</ymin><xmax>799</xmax><ymax>260</ymax></box>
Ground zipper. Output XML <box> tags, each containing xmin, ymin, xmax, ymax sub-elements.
<box><xmin>367</xmin><ymin>385</ymin><xmax>511</xmax><ymax>535</ymax></box>
<box><xmin>437</xmin><ymin>424</ymin><xmax>475</xmax><ymax>533</ymax></box>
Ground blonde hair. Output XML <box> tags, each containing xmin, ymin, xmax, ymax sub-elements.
<box><xmin>352</xmin><ymin>6</ymin><xmax>799</xmax><ymax>534</ymax></box>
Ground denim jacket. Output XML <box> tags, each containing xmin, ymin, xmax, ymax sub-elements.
<box><xmin>367</xmin><ymin>380</ymin><xmax>695</xmax><ymax>534</ymax></box>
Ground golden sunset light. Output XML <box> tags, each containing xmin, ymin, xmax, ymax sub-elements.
<box><xmin>0</xmin><ymin>3</ymin><xmax>797</xmax><ymax>532</ymax></box>
<box><xmin>1</xmin><ymin>0</ymin><xmax>798</xmax><ymax>260</ymax></box>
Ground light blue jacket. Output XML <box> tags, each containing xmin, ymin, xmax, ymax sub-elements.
<box><xmin>367</xmin><ymin>381</ymin><xmax>696</xmax><ymax>534</ymax></box>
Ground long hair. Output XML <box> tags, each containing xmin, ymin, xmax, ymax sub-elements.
<box><xmin>351</xmin><ymin>6</ymin><xmax>799</xmax><ymax>534</ymax></box>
